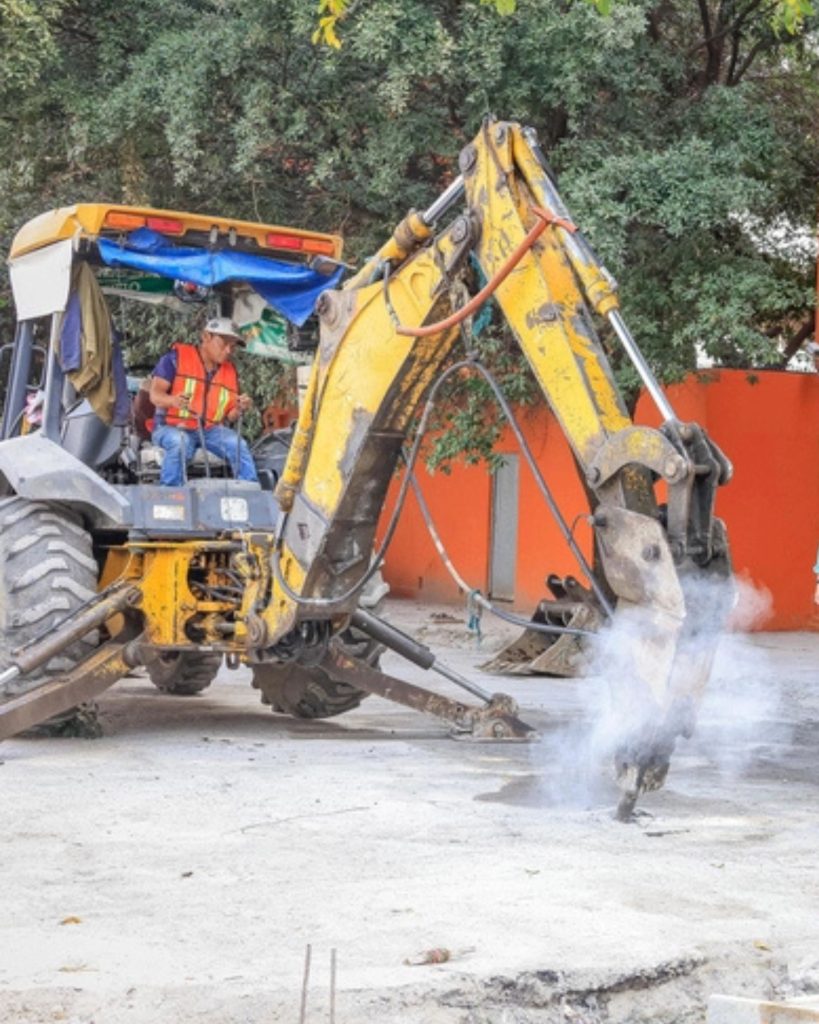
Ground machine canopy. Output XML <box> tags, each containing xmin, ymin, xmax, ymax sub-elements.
<box><xmin>97</xmin><ymin>228</ymin><xmax>343</xmax><ymax>327</ymax></box>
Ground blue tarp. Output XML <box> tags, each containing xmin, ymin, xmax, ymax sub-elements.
<box><xmin>97</xmin><ymin>228</ymin><xmax>343</xmax><ymax>327</ymax></box>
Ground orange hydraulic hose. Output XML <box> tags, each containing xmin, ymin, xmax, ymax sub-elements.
<box><xmin>396</xmin><ymin>206</ymin><xmax>576</xmax><ymax>338</ymax></box>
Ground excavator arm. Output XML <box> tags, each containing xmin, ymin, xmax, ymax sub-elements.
<box><xmin>260</xmin><ymin>119</ymin><xmax>733</xmax><ymax>812</ymax></box>
<box><xmin>0</xmin><ymin>120</ymin><xmax>733</xmax><ymax>816</ymax></box>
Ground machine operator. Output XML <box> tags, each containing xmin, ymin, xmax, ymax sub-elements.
<box><xmin>149</xmin><ymin>317</ymin><xmax>257</xmax><ymax>486</ymax></box>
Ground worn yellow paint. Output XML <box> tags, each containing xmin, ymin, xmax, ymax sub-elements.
<box><xmin>97</xmin><ymin>547</ymin><xmax>132</xmax><ymax>591</ymax></box>
<box><xmin>262</xmin><ymin>549</ymin><xmax>307</xmax><ymax>643</ymax></box>
<box><xmin>136</xmin><ymin>546</ymin><xmax>200</xmax><ymax>645</ymax></box>
<box><xmin>625</xmin><ymin>429</ymin><xmax>668</xmax><ymax>464</ymax></box>
<box><xmin>511</xmin><ymin>133</ymin><xmax>620</xmax><ymax>319</ymax></box>
<box><xmin>299</xmin><ymin>242</ymin><xmax>460</xmax><ymax>518</ymax></box>
<box><xmin>99</xmin><ymin>541</ymin><xmax>243</xmax><ymax>647</ymax></box>
<box><xmin>345</xmin><ymin>211</ymin><xmax>432</xmax><ymax>291</ymax></box>
<box><xmin>467</xmin><ymin>124</ymin><xmax>633</xmax><ymax>463</ymax></box>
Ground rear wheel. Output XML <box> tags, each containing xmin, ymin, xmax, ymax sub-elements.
<box><xmin>147</xmin><ymin>651</ymin><xmax>222</xmax><ymax>695</ymax></box>
<box><xmin>252</xmin><ymin>652</ymin><xmax>374</xmax><ymax>720</ymax></box>
<box><xmin>0</xmin><ymin>497</ymin><xmax>99</xmax><ymax>736</ymax></box>
<box><xmin>252</xmin><ymin>572</ymin><xmax>388</xmax><ymax>720</ymax></box>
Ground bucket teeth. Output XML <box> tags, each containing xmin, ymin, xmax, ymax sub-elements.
<box><xmin>480</xmin><ymin>576</ymin><xmax>602</xmax><ymax>677</ymax></box>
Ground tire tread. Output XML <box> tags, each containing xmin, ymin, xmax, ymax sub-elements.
<box><xmin>0</xmin><ymin>499</ymin><xmax>98</xmax><ymax>709</ymax></box>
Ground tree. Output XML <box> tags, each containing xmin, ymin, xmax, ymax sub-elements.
<box><xmin>313</xmin><ymin>0</ymin><xmax>816</xmax><ymax>47</ymax></box>
<box><xmin>0</xmin><ymin>0</ymin><xmax>816</xmax><ymax>452</ymax></box>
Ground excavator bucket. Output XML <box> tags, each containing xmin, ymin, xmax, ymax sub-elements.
<box><xmin>481</xmin><ymin>576</ymin><xmax>603</xmax><ymax>677</ymax></box>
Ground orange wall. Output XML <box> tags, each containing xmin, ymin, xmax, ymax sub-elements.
<box><xmin>379</xmin><ymin>370</ymin><xmax>819</xmax><ymax>630</ymax></box>
<box><xmin>636</xmin><ymin>370</ymin><xmax>819</xmax><ymax>629</ymax></box>
<box><xmin>379</xmin><ymin>404</ymin><xmax>592</xmax><ymax>607</ymax></box>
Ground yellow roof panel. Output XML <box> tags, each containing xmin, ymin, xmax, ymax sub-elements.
<box><xmin>9</xmin><ymin>204</ymin><xmax>343</xmax><ymax>262</ymax></box>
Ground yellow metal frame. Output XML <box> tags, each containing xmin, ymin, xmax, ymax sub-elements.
<box><xmin>100</xmin><ymin>541</ymin><xmax>252</xmax><ymax>649</ymax></box>
<box><xmin>466</xmin><ymin>123</ymin><xmax>632</xmax><ymax>465</ymax></box>
<box><xmin>252</xmin><ymin>119</ymin><xmax>731</xmax><ymax>754</ymax></box>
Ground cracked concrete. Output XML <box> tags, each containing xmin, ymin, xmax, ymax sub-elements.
<box><xmin>0</xmin><ymin>602</ymin><xmax>817</xmax><ymax>1023</ymax></box>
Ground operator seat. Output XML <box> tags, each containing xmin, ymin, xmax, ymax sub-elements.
<box><xmin>131</xmin><ymin>383</ymin><xmax>232</xmax><ymax>479</ymax></box>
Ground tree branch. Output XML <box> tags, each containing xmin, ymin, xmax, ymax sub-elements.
<box><xmin>687</xmin><ymin>0</ymin><xmax>767</xmax><ymax>59</ymax></box>
<box><xmin>727</xmin><ymin>16</ymin><xmax>744</xmax><ymax>83</ymax></box>
<box><xmin>697</xmin><ymin>0</ymin><xmax>714</xmax><ymax>42</ymax></box>
<box><xmin>780</xmin><ymin>315</ymin><xmax>816</xmax><ymax>365</ymax></box>
<box><xmin>731</xmin><ymin>37</ymin><xmax>767</xmax><ymax>82</ymax></box>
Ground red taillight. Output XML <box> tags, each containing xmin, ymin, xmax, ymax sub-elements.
<box><xmin>302</xmin><ymin>237</ymin><xmax>336</xmax><ymax>256</ymax></box>
<box><xmin>146</xmin><ymin>216</ymin><xmax>184</xmax><ymax>234</ymax></box>
<box><xmin>104</xmin><ymin>211</ymin><xmax>146</xmax><ymax>230</ymax></box>
<box><xmin>266</xmin><ymin>232</ymin><xmax>303</xmax><ymax>251</ymax></box>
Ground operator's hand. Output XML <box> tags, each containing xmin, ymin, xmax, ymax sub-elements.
<box><xmin>175</xmin><ymin>393</ymin><xmax>191</xmax><ymax>412</ymax></box>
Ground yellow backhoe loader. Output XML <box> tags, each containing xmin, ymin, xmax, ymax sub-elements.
<box><xmin>0</xmin><ymin>120</ymin><xmax>732</xmax><ymax>817</ymax></box>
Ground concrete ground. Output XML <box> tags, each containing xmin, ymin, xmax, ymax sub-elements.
<box><xmin>0</xmin><ymin>600</ymin><xmax>817</xmax><ymax>1023</ymax></box>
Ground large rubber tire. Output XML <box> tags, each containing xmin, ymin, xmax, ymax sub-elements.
<box><xmin>251</xmin><ymin>573</ymin><xmax>388</xmax><ymax>721</ymax></box>
<box><xmin>252</xmin><ymin>659</ymin><xmax>371</xmax><ymax>720</ymax></box>
<box><xmin>147</xmin><ymin>651</ymin><xmax>222</xmax><ymax>696</ymax></box>
<box><xmin>0</xmin><ymin>497</ymin><xmax>99</xmax><ymax>736</ymax></box>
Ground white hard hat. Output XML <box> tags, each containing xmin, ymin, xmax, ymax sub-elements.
<box><xmin>204</xmin><ymin>317</ymin><xmax>244</xmax><ymax>344</ymax></box>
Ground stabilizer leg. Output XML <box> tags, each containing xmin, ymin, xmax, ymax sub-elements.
<box><xmin>320</xmin><ymin>641</ymin><xmax>538</xmax><ymax>742</ymax></box>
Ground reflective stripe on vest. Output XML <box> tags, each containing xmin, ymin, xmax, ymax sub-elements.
<box><xmin>165</xmin><ymin>343</ymin><xmax>239</xmax><ymax>429</ymax></box>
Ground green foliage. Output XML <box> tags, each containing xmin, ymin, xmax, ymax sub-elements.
<box><xmin>774</xmin><ymin>0</ymin><xmax>815</xmax><ymax>32</ymax></box>
<box><xmin>424</xmin><ymin>321</ymin><xmax>540</xmax><ymax>473</ymax></box>
<box><xmin>312</xmin><ymin>0</ymin><xmax>814</xmax><ymax>47</ymax></box>
<box><xmin>314</xmin><ymin>0</ymin><xmax>520</xmax><ymax>48</ymax></box>
<box><xmin>478</xmin><ymin>0</ymin><xmax>517</xmax><ymax>14</ymax></box>
<box><xmin>0</xmin><ymin>0</ymin><xmax>63</xmax><ymax>91</ymax></box>
<box><xmin>0</xmin><ymin>0</ymin><xmax>817</xmax><ymax>464</ymax></box>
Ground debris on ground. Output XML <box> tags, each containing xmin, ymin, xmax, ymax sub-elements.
<box><xmin>403</xmin><ymin>945</ymin><xmax>477</xmax><ymax>966</ymax></box>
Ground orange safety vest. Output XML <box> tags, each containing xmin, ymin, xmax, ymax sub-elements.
<box><xmin>165</xmin><ymin>343</ymin><xmax>239</xmax><ymax>430</ymax></box>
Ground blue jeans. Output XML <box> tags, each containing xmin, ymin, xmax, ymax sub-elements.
<box><xmin>152</xmin><ymin>424</ymin><xmax>259</xmax><ymax>486</ymax></box>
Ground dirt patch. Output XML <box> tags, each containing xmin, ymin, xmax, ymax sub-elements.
<box><xmin>0</xmin><ymin>955</ymin><xmax>813</xmax><ymax>1023</ymax></box>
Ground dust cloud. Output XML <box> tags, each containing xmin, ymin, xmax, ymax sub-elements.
<box><xmin>527</xmin><ymin>574</ymin><xmax>786</xmax><ymax>812</ymax></box>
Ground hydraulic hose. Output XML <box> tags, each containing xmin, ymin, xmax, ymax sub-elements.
<box><xmin>272</xmin><ymin>354</ymin><xmax>611</xmax><ymax>633</ymax></box>
<box><xmin>395</xmin><ymin>207</ymin><xmax>576</xmax><ymax>339</ymax></box>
